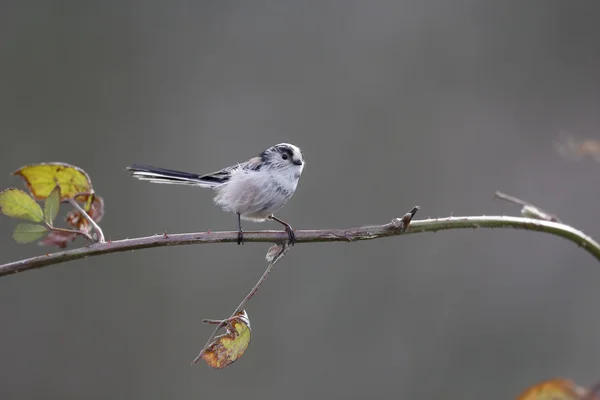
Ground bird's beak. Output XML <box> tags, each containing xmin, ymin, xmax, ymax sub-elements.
<box><xmin>293</xmin><ymin>159</ymin><xmax>303</xmax><ymax>166</ymax></box>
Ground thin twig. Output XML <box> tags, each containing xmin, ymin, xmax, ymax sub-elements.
<box><xmin>493</xmin><ymin>191</ymin><xmax>534</xmax><ymax>207</ymax></box>
<box><xmin>2</xmin><ymin>212</ymin><xmax>600</xmax><ymax>278</ymax></box>
<box><xmin>191</xmin><ymin>243</ymin><xmax>290</xmax><ymax>365</ymax></box>
<box><xmin>67</xmin><ymin>198</ymin><xmax>105</xmax><ymax>242</ymax></box>
<box><xmin>494</xmin><ymin>190</ymin><xmax>561</xmax><ymax>222</ymax></box>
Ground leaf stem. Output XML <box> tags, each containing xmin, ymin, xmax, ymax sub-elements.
<box><xmin>67</xmin><ymin>198</ymin><xmax>105</xmax><ymax>242</ymax></box>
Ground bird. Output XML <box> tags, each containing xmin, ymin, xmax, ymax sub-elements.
<box><xmin>127</xmin><ymin>143</ymin><xmax>305</xmax><ymax>245</ymax></box>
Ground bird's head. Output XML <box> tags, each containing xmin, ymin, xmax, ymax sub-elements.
<box><xmin>260</xmin><ymin>143</ymin><xmax>305</xmax><ymax>175</ymax></box>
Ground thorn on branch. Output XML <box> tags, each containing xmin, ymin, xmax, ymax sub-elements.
<box><xmin>390</xmin><ymin>205</ymin><xmax>420</xmax><ymax>232</ymax></box>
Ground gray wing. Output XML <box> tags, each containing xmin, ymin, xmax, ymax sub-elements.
<box><xmin>240</xmin><ymin>156</ymin><xmax>263</xmax><ymax>171</ymax></box>
<box><xmin>196</xmin><ymin>156</ymin><xmax>262</xmax><ymax>183</ymax></box>
<box><xmin>196</xmin><ymin>166</ymin><xmax>234</xmax><ymax>185</ymax></box>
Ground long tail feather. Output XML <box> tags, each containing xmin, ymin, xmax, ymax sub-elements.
<box><xmin>127</xmin><ymin>164</ymin><xmax>226</xmax><ymax>188</ymax></box>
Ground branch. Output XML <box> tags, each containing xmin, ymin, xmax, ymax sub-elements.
<box><xmin>1</xmin><ymin>214</ymin><xmax>600</xmax><ymax>278</ymax></box>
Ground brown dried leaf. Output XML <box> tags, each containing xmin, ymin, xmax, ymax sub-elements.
<box><xmin>39</xmin><ymin>230</ymin><xmax>78</xmax><ymax>248</ymax></box>
<box><xmin>66</xmin><ymin>194</ymin><xmax>104</xmax><ymax>230</ymax></box>
<box><xmin>202</xmin><ymin>310</ymin><xmax>251</xmax><ymax>369</ymax></box>
<box><xmin>516</xmin><ymin>378</ymin><xmax>599</xmax><ymax>400</ymax></box>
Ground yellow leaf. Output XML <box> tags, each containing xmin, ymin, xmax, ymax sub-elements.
<box><xmin>202</xmin><ymin>310</ymin><xmax>252</xmax><ymax>369</ymax></box>
<box><xmin>516</xmin><ymin>378</ymin><xmax>592</xmax><ymax>400</ymax></box>
<box><xmin>13</xmin><ymin>223</ymin><xmax>48</xmax><ymax>244</ymax></box>
<box><xmin>13</xmin><ymin>163</ymin><xmax>92</xmax><ymax>200</ymax></box>
<box><xmin>0</xmin><ymin>188</ymin><xmax>44</xmax><ymax>222</ymax></box>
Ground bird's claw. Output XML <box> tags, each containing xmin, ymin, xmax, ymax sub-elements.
<box><xmin>285</xmin><ymin>225</ymin><xmax>295</xmax><ymax>246</ymax></box>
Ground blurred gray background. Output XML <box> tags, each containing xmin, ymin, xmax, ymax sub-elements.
<box><xmin>2</xmin><ymin>1</ymin><xmax>600</xmax><ymax>399</ymax></box>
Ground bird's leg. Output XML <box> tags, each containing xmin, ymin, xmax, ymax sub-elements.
<box><xmin>237</xmin><ymin>213</ymin><xmax>244</xmax><ymax>245</ymax></box>
<box><xmin>268</xmin><ymin>215</ymin><xmax>295</xmax><ymax>245</ymax></box>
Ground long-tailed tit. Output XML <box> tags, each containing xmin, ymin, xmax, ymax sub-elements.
<box><xmin>127</xmin><ymin>143</ymin><xmax>304</xmax><ymax>245</ymax></box>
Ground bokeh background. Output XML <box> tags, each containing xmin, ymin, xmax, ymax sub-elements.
<box><xmin>2</xmin><ymin>1</ymin><xmax>600</xmax><ymax>399</ymax></box>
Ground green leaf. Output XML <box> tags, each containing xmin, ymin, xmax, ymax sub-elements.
<box><xmin>12</xmin><ymin>223</ymin><xmax>48</xmax><ymax>244</ymax></box>
<box><xmin>44</xmin><ymin>185</ymin><xmax>61</xmax><ymax>225</ymax></box>
<box><xmin>0</xmin><ymin>188</ymin><xmax>44</xmax><ymax>222</ymax></box>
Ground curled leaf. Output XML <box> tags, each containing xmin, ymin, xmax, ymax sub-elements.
<box><xmin>202</xmin><ymin>310</ymin><xmax>251</xmax><ymax>369</ymax></box>
<box><xmin>13</xmin><ymin>163</ymin><xmax>92</xmax><ymax>200</ymax></box>
<box><xmin>0</xmin><ymin>188</ymin><xmax>44</xmax><ymax>222</ymax></box>
<box><xmin>554</xmin><ymin>131</ymin><xmax>600</xmax><ymax>163</ymax></box>
<box><xmin>66</xmin><ymin>194</ymin><xmax>104</xmax><ymax>230</ymax></box>
<box><xmin>44</xmin><ymin>185</ymin><xmax>61</xmax><ymax>225</ymax></box>
<box><xmin>13</xmin><ymin>223</ymin><xmax>48</xmax><ymax>244</ymax></box>
<box><xmin>39</xmin><ymin>230</ymin><xmax>78</xmax><ymax>248</ymax></box>
<box><xmin>265</xmin><ymin>243</ymin><xmax>291</xmax><ymax>264</ymax></box>
<box><xmin>85</xmin><ymin>194</ymin><xmax>104</xmax><ymax>222</ymax></box>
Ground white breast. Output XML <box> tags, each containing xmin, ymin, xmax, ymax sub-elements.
<box><xmin>212</xmin><ymin>167</ymin><xmax>300</xmax><ymax>221</ymax></box>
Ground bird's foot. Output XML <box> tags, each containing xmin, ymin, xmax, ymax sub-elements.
<box><xmin>284</xmin><ymin>224</ymin><xmax>295</xmax><ymax>246</ymax></box>
<box><xmin>268</xmin><ymin>215</ymin><xmax>296</xmax><ymax>246</ymax></box>
<box><xmin>237</xmin><ymin>229</ymin><xmax>244</xmax><ymax>245</ymax></box>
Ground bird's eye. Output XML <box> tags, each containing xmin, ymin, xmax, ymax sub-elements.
<box><xmin>281</xmin><ymin>153</ymin><xmax>289</xmax><ymax>160</ymax></box>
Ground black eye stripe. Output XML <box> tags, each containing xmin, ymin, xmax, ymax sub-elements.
<box><xmin>276</xmin><ymin>146</ymin><xmax>295</xmax><ymax>158</ymax></box>
<box><xmin>259</xmin><ymin>145</ymin><xmax>301</xmax><ymax>163</ymax></box>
